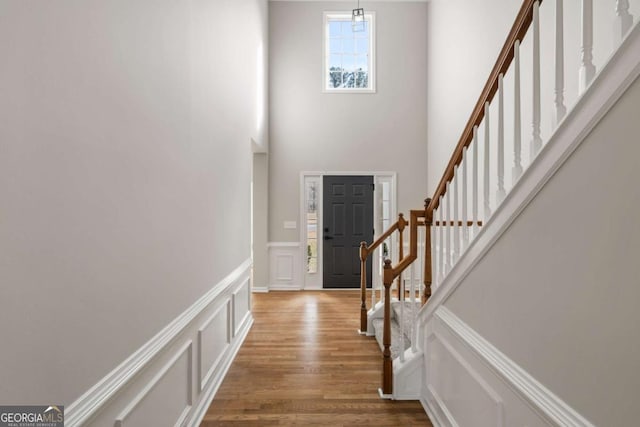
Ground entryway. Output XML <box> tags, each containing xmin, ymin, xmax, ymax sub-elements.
<box><xmin>301</xmin><ymin>172</ymin><xmax>396</xmax><ymax>290</ymax></box>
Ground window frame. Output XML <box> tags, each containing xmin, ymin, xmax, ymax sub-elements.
<box><xmin>322</xmin><ymin>11</ymin><xmax>376</xmax><ymax>94</ymax></box>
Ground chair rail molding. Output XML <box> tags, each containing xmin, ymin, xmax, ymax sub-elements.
<box><xmin>65</xmin><ymin>258</ymin><xmax>253</xmax><ymax>427</ymax></box>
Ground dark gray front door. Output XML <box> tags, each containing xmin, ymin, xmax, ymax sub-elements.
<box><xmin>323</xmin><ymin>175</ymin><xmax>374</xmax><ymax>288</ymax></box>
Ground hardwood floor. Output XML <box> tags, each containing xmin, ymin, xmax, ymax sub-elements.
<box><xmin>201</xmin><ymin>291</ymin><xmax>432</xmax><ymax>426</ymax></box>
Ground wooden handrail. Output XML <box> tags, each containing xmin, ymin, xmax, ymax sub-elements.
<box><xmin>427</xmin><ymin>0</ymin><xmax>544</xmax><ymax>213</ymax></box>
<box><xmin>358</xmin><ymin>213</ymin><xmax>408</xmax><ymax>334</ymax></box>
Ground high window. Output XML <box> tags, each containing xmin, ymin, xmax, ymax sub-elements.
<box><xmin>323</xmin><ymin>12</ymin><xmax>376</xmax><ymax>93</ymax></box>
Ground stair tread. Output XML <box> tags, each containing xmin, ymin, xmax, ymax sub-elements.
<box><xmin>372</xmin><ymin>317</ymin><xmax>411</xmax><ymax>360</ymax></box>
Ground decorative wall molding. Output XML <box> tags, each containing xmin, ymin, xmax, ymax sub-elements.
<box><xmin>434</xmin><ymin>307</ymin><xmax>595</xmax><ymax>427</ymax></box>
<box><xmin>115</xmin><ymin>341</ymin><xmax>193</xmax><ymax>427</ymax></box>
<box><xmin>268</xmin><ymin>242</ymin><xmax>302</xmax><ymax>290</ymax></box>
<box><xmin>197</xmin><ymin>302</ymin><xmax>231</xmax><ymax>392</ymax></box>
<box><xmin>65</xmin><ymin>258</ymin><xmax>253</xmax><ymax>427</ymax></box>
<box><xmin>420</xmin><ymin>21</ymin><xmax>640</xmax><ymax>325</ymax></box>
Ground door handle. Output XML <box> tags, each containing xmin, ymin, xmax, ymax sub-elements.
<box><xmin>324</xmin><ymin>235</ymin><xmax>333</xmax><ymax>240</ymax></box>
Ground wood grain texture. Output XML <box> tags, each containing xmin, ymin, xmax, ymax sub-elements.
<box><xmin>201</xmin><ymin>291</ymin><xmax>431</xmax><ymax>426</ymax></box>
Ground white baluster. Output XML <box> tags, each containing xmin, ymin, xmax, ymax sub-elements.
<box><xmin>400</xmin><ymin>274</ymin><xmax>405</xmax><ymax>362</ymax></box>
<box><xmin>532</xmin><ymin>0</ymin><xmax>542</xmax><ymax>159</ymax></box>
<box><xmin>497</xmin><ymin>73</ymin><xmax>506</xmax><ymax>204</ymax></box>
<box><xmin>445</xmin><ymin>184</ymin><xmax>452</xmax><ymax>274</ymax></box>
<box><xmin>483</xmin><ymin>102</ymin><xmax>491</xmax><ymax>220</ymax></box>
<box><xmin>372</xmin><ymin>252</ymin><xmax>377</xmax><ymax>309</ymax></box>
<box><xmin>418</xmin><ymin>225</ymin><xmax>424</xmax><ymax>302</ymax></box>
<box><xmin>462</xmin><ymin>148</ymin><xmax>469</xmax><ymax>251</ymax></box>
<box><xmin>472</xmin><ymin>126</ymin><xmax>479</xmax><ymax>239</ymax></box>
<box><xmin>554</xmin><ymin>0</ymin><xmax>567</xmax><ymax>127</ymax></box>
<box><xmin>438</xmin><ymin>196</ymin><xmax>445</xmax><ymax>283</ymax></box>
<box><xmin>453</xmin><ymin>168</ymin><xmax>460</xmax><ymax>264</ymax></box>
<box><xmin>513</xmin><ymin>41</ymin><xmax>523</xmax><ymax>182</ymax></box>
<box><xmin>410</xmin><ymin>258</ymin><xmax>417</xmax><ymax>353</ymax></box>
<box><xmin>579</xmin><ymin>0</ymin><xmax>596</xmax><ymax>93</ymax></box>
<box><xmin>433</xmin><ymin>207</ymin><xmax>439</xmax><ymax>288</ymax></box>
<box><xmin>614</xmin><ymin>1</ymin><xmax>633</xmax><ymax>46</ymax></box>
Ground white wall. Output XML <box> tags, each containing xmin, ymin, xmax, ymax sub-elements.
<box><xmin>422</xmin><ymin>48</ymin><xmax>640</xmax><ymax>426</ymax></box>
<box><xmin>427</xmin><ymin>0</ymin><xmax>640</xmax><ymax>195</ymax></box>
<box><xmin>269</xmin><ymin>1</ymin><xmax>428</xmax><ymax>242</ymax></box>
<box><xmin>0</xmin><ymin>0</ymin><xmax>267</xmax><ymax>408</ymax></box>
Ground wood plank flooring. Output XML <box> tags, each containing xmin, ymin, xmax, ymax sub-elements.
<box><xmin>201</xmin><ymin>291</ymin><xmax>432</xmax><ymax>426</ymax></box>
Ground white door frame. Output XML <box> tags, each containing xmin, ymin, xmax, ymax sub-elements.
<box><xmin>299</xmin><ymin>171</ymin><xmax>397</xmax><ymax>290</ymax></box>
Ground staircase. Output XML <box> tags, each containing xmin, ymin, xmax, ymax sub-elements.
<box><xmin>371</xmin><ymin>300</ymin><xmax>419</xmax><ymax>359</ymax></box>
<box><xmin>357</xmin><ymin>0</ymin><xmax>640</xmax><ymax>415</ymax></box>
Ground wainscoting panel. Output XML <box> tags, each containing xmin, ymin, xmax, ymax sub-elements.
<box><xmin>115</xmin><ymin>342</ymin><xmax>193</xmax><ymax>427</ymax></box>
<box><xmin>197</xmin><ymin>302</ymin><xmax>231</xmax><ymax>392</ymax></box>
<box><xmin>268</xmin><ymin>243</ymin><xmax>301</xmax><ymax>290</ymax></box>
<box><xmin>233</xmin><ymin>279</ymin><xmax>251</xmax><ymax>336</ymax></box>
<box><xmin>421</xmin><ymin>307</ymin><xmax>592</xmax><ymax>427</ymax></box>
<box><xmin>65</xmin><ymin>259</ymin><xmax>253</xmax><ymax>427</ymax></box>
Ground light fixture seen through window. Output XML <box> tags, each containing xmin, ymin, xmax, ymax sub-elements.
<box><xmin>352</xmin><ymin>0</ymin><xmax>365</xmax><ymax>32</ymax></box>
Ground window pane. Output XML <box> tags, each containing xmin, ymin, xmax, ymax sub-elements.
<box><xmin>325</xmin><ymin>15</ymin><xmax>373</xmax><ymax>91</ymax></box>
<box><xmin>343</xmin><ymin>37</ymin><xmax>354</xmax><ymax>53</ymax></box>
<box><xmin>356</xmin><ymin>38</ymin><xmax>369</xmax><ymax>54</ymax></box>
<box><xmin>306</xmin><ymin>181</ymin><xmax>317</xmax><ymax>212</ymax></box>
<box><xmin>356</xmin><ymin>71</ymin><xmax>368</xmax><ymax>88</ymax></box>
<box><xmin>330</xmin><ymin>38</ymin><xmax>341</xmax><ymax>53</ymax></box>
<box><xmin>329</xmin><ymin>21</ymin><xmax>342</xmax><ymax>36</ymax></box>
<box><xmin>329</xmin><ymin>54</ymin><xmax>342</xmax><ymax>69</ymax></box>
<box><xmin>342</xmin><ymin>54</ymin><xmax>354</xmax><ymax>71</ymax></box>
<box><xmin>382</xmin><ymin>182</ymin><xmax>390</xmax><ymax>200</ymax></box>
<box><xmin>341</xmin><ymin>21</ymin><xmax>352</xmax><ymax>35</ymax></box>
<box><xmin>382</xmin><ymin>201</ymin><xmax>390</xmax><ymax>220</ymax></box>
<box><xmin>307</xmin><ymin>239</ymin><xmax>317</xmax><ymax>273</ymax></box>
<box><xmin>308</xmin><ymin>257</ymin><xmax>317</xmax><ymax>274</ymax></box>
<box><xmin>329</xmin><ymin>71</ymin><xmax>342</xmax><ymax>88</ymax></box>
<box><xmin>342</xmin><ymin>71</ymin><xmax>355</xmax><ymax>88</ymax></box>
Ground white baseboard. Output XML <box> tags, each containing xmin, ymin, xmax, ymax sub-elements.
<box><xmin>251</xmin><ymin>284</ymin><xmax>269</xmax><ymax>293</ymax></box>
<box><xmin>65</xmin><ymin>258</ymin><xmax>253</xmax><ymax>427</ymax></box>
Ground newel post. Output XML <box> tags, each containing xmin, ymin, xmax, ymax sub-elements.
<box><xmin>359</xmin><ymin>242</ymin><xmax>368</xmax><ymax>334</ymax></box>
<box><xmin>381</xmin><ymin>259</ymin><xmax>394</xmax><ymax>396</ymax></box>
<box><xmin>424</xmin><ymin>198</ymin><xmax>433</xmax><ymax>305</ymax></box>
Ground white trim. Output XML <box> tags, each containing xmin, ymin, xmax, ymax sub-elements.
<box><xmin>427</xmin><ymin>384</ymin><xmax>459</xmax><ymax>427</ymax></box>
<box><xmin>115</xmin><ymin>341</ymin><xmax>193</xmax><ymax>427</ymax></box>
<box><xmin>420</xmin><ymin>21</ymin><xmax>640</xmax><ymax>325</ymax></box>
<box><xmin>421</xmin><ymin>397</ymin><xmax>443</xmax><ymax>427</ymax></box>
<box><xmin>65</xmin><ymin>258</ymin><xmax>253</xmax><ymax>427</ymax></box>
<box><xmin>188</xmin><ymin>313</ymin><xmax>253</xmax><ymax>427</ymax></box>
<box><xmin>322</xmin><ymin>11</ymin><xmax>376</xmax><ymax>94</ymax></box>
<box><xmin>197</xmin><ymin>302</ymin><xmax>231</xmax><ymax>392</ymax></box>
<box><xmin>435</xmin><ymin>307</ymin><xmax>596</xmax><ymax>427</ymax></box>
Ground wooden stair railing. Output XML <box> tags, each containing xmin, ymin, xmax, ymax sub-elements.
<box><xmin>377</xmin><ymin>0</ymin><xmax>549</xmax><ymax>396</ymax></box>
<box><xmin>427</xmin><ymin>0</ymin><xmax>544</xmax><ymax>214</ymax></box>
<box><xmin>358</xmin><ymin>213</ymin><xmax>408</xmax><ymax>334</ymax></box>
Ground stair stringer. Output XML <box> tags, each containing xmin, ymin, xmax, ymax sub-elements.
<box><xmin>392</xmin><ymin>348</ymin><xmax>424</xmax><ymax>400</ymax></box>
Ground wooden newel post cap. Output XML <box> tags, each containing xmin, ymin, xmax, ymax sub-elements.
<box><xmin>383</xmin><ymin>259</ymin><xmax>392</xmax><ymax>269</ymax></box>
<box><xmin>360</xmin><ymin>241</ymin><xmax>367</xmax><ymax>247</ymax></box>
<box><xmin>424</xmin><ymin>198</ymin><xmax>431</xmax><ymax>209</ymax></box>
<box><xmin>398</xmin><ymin>213</ymin><xmax>404</xmax><ymax>219</ymax></box>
